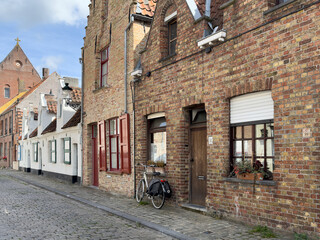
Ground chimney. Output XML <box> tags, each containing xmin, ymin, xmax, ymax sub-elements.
<box><xmin>42</xmin><ymin>68</ymin><xmax>49</xmax><ymax>80</ymax></box>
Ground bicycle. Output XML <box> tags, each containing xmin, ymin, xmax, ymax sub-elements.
<box><xmin>136</xmin><ymin>164</ymin><xmax>166</xmax><ymax>209</ymax></box>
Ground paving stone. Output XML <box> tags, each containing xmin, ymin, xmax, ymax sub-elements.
<box><xmin>1</xmin><ymin>170</ymin><xmax>295</xmax><ymax>240</ymax></box>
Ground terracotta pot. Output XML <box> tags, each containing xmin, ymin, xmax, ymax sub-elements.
<box><xmin>237</xmin><ymin>173</ymin><xmax>263</xmax><ymax>181</ymax></box>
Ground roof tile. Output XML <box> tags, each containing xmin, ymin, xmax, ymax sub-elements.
<box><xmin>41</xmin><ymin>118</ymin><xmax>57</xmax><ymax>135</ymax></box>
<box><xmin>29</xmin><ymin>128</ymin><xmax>38</xmax><ymax>138</ymax></box>
<box><xmin>62</xmin><ymin>108</ymin><xmax>81</xmax><ymax>129</ymax></box>
<box><xmin>136</xmin><ymin>0</ymin><xmax>158</xmax><ymax>17</ymax></box>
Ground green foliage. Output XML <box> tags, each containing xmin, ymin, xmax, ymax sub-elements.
<box><xmin>249</xmin><ymin>225</ymin><xmax>277</xmax><ymax>238</ymax></box>
<box><xmin>294</xmin><ymin>232</ymin><xmax>309</xmax><ymax>240</ymax></box>
<box><xmin>138</xmin><ymin>201</ymin><xmax>149</xmax><ymax>206</ymax></box>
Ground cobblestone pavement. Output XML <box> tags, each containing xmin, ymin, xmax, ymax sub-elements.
<box><xmin>1</xmin><ymin>170</ymin><xmax>295</xmax><ymax>240</ymax></box>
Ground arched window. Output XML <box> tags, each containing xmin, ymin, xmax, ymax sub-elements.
<box><xmin>4</xmin><ymin>84</ymin><xmax>10</xmax><ymax>98</ymax></box>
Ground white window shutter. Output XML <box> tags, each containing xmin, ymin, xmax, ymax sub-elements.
<box><xmin>230</xmin><ymin>91</ymin><xmax>274</xmax><ymax>124</ymax></box>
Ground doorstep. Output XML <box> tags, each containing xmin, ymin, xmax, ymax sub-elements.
<box><xmin>181</xmin><ymin>203</ymin><xmax>207</xmax><ymax>214</ymax></box>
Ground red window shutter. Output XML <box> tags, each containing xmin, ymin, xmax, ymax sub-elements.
<box><xmin>98</xmin><ymin>121</ymin><xmax>107</xmax><ymax>171</ymax></box>
<box><xmin>120</xmin><ymin>113</ymin><xmax>131</xmax><ymax>174</ymax></box>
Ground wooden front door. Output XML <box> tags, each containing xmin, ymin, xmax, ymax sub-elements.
<box><xmin>190</xmin><ymin>127</ymin><xmax>207</xmax><ymax>206</ymax></box>
<box><xmin>92</xmin><ymin>125</ymin><xmax>99</xmax><ymax>187</ymax></box>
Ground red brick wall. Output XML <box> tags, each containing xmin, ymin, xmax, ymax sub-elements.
<box><xmin>136</xmin><ymin>0</ymin><xmax>319</xmax><ymax>237</ymax></box>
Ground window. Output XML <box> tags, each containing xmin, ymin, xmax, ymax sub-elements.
<box><xmin>168</xmin><ymin>19</ymin><xmax>177</xmax><ymax>56</ymax></box>
<box><xmin>100</xmin><ymin>47</ymin><xmax>109</xmax><ymax>87</ymax></box>
<box><xmin>5</xmin><ymin>119</ymin><xmax>7</xmax><ymax>135</ymax></box>
<box><xmin>230</xmin><ymin>91</ymin><xmax>274</xmax><ymax>179</ymax></box>
<box><xmin>4</xmin><ymin>143</ymin><xmax>7</xmax><ymax>158</ymax></box>
<box><xmin>63</xmin><ymin>138</ymin><xmax>71</xmax><ymax>164</ymax></box>
<box><xmin>33</xmin><ymin>143</ymin><xmax>38</xmax><ymax>162</ymax></box>
<box><xmin>104</xmin><ymin>0</ymin><xmax>109</xmax><ymax>19</ymax></box>
<box><xmin>9</xmin><ymin>116</ymin><xmax>12</xmax><ymax>134</ymax></box>
<box><xmin>109</xmin><ymin>118</ymin><xmax>120</xmax><ymax>171</ymax></box>
<box><xmin>148</xmin><ymin>115</ymin><xmax>166</xmax><ymax>164</ymax></box>
<box><xmin>277</xmin><ymin>0</ymin><xmax>289</xmax><ymax>4</ymax></box>
<box><xmin>0</xmin><ymin>143</ymin><xmax>2</xmax><ymax>156</ymax></box>
<box><xmin>4</xmin><ymin>85</ymin><xmax>10</xmax><ymax>98</ymax></box>
<box><xmin>0</xmin><ymin>120</ymin><xmax>3</xmax><ymax>135</ymax></box>
<box><xmin>49</xmin><ymin>140</ymin><xmax>56</xmax><ymax>163</ymax></box>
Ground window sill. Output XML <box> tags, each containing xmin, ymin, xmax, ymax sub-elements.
<box><xmin>93</xmin><ymin>84</ymin><xmax>110</xmax><ymax>93</ymax></box>
<box><xmin>106</xmin><ymin>170</ymin><xmax>123</xmax><ymax>175</ymax></box>
<box><xmin>64</xmin><ymin>162</ymin><xmax>71</xmax><ymax>165</ymax></box>
<box><xmin>263</xmin><ymin>0</ymin><xmax>297</xmax><ymax>15</ymax></box>
<box><xmin>224</xmin><ymin>177</ymin><xmax>276</xmax><ymax>186</ymax></box>
<box><xmin>159</xmin><ymin>53</ymin><xmax>177</xmax><ymax>63</ymax></box>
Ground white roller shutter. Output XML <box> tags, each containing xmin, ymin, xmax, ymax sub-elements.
<box><xmin>230</xmin><ymin>91</ymin><xmax>274</xmax><ymax>124</ymax></box>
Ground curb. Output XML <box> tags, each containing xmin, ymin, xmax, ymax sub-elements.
<box><xmin>7</xmin><ymin>174</ymin><xmax>195</xmax><ymax>240</ymax></box>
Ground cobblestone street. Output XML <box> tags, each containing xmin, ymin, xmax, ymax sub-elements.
<box><xmin>0</xmin><ymin>170</ymin><xmax>295</xmax><ymax>240</ymax></box>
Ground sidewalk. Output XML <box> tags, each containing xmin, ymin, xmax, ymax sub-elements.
<box><xmin>2</xmin><ymin>169</ymin><xmax>294</xmax><ymax>240</ymax></box>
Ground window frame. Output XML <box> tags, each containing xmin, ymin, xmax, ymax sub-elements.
<box><xmin>230</xmin><ymin>120</ymin><xmax>275</xmax><ymax>175</ymax></box>
<box><xmin>33</xmin><ymin>142</ymin><xmax>38</xmax><ymax>162</ymax></box>
<box><xmin>168</xmin><ymin>19</ymin><xmax>177</xmax><ymax>56</ymax></box>
<box><xmin>100</xmin><ymin>47</ymin><xmax>109</xmax><ymax>87</ymax></box>
<box><xmin>4</xmin><ymin>86</ymin><xmax>10</xmax><ymax>98</ymax></box>
<box><xmin>63</xmin><ymin>137</ymin><xmax>71</xmax><ymax>164</ymax></box>
<box><xmin>109</xmin><ymin>118</ymin><xmax>120</xmax><ymax>171</ymax></box>
<box><xmin>49</xmin><ymin>140</ymin><xmax>57</xmax><ymax>163</ymax></box>
<box><xmin>148</xmin><ymin>117</ymin><xmax>167</xmax><ymax>164</ymax></box>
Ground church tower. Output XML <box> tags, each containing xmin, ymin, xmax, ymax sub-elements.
<box><xmin>0</xmin><ymin>39</ymin><xmax>42</xmax><ymax>106</ymax></box>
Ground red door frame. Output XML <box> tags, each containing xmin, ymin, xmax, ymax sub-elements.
<box><xmin>92</xmin><ymin>124</ymin><xmax>99</xmax><ymax>186</ymax></box>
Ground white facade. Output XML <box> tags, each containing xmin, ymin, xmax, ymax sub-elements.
<box><xmin>18</xmin><ymin>77</ymin><xmax>82</xmax><ymax>183</ymax></box>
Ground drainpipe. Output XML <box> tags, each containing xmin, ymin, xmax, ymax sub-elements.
<box><xmin>205</xmin><ymin>0</ymin><xmax>211</xmax><ymax>17</ymax></box>
<box><xmin>80</xmin><ymin>48</ymin><xmax>84</xmax><ymax>185</ymax></box>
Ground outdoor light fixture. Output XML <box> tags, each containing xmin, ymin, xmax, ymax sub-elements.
<box><xmin>62</xmin><ymin>83</ymin><xmax>80</xmax><ymax>111</ymax></box>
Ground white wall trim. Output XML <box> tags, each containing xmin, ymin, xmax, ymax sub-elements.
<box><xmin>147</xmin><ymin>112</ymin><xmax>165</xmax><ymax>119</ymax></box>
<box><xmin>164</xmin><ymin>11</ymin><xmax>177</xmax><ymax>23</ymax></box>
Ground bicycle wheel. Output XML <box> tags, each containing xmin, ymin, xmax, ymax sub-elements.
<box><xmin>136</xmin><ymin>179</ymin><xmax>145</xmax><ymax>203</ymax></box>
<box><xmin>151</xmin><ymin>183</ymin><xmax>165</xmax><ymax>209</ymax></box>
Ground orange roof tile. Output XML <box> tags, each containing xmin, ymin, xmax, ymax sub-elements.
<box><xmin>136</xmin><ymin>0</ymin><xmax>158</xmax><ymax>17</ymax></box>
<box><xmin>71</xmin><ymin>87</ymin><xmax>81</xmax><ymax>104</ymax></box>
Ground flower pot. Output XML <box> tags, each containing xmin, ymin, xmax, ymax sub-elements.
<box><xmin>237</xmin><ymin>173</ymin><xmax>263</xmax><ymax>181</ymax></box>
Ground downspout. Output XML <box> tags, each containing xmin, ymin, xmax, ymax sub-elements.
<box><xmin>124</xmin><ymin>18</ymin><xmax>133</xmax><ymax>114</ymax></box>
<box><xmin>205</xmin><ymin>0</ymin><xmax>211</xmax><ymax>17</ymax></box>
<box><xmin>80</xmin><ymin>48</ymin><xmax>84</xmax><ymax>185</ymax></box>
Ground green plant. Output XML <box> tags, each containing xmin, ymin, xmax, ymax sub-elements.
<box><xmin>138</xmin><ymin>201</ymin><xmax>149</xmax><ymax>206</ymax></box>
<box><xmin>147</xmin><ymin>160</ymin><xmax>155</xmax><ymax>166</ymax></box>
<box><xmin>155</xmin><ymin>160</ymin><xmax>165</xmax><ymax>167</ymax></box>
<box><xmin>294</xmin><ymin>232</ymin><xmax>309</xmax><ymax>240</ymax></box>
<box><xmin>249</xmin><ymin>225</ymin><xmax>277</xmax><ymax>238</ymax></box>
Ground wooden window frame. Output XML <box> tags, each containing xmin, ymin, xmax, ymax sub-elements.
<box><xmin>148</xmin><ymin>117</ymin><xmax>167</xmax><ymax>164</ymax></box>
<box><xmin>63</xmin><ymin>137</ymin><xmax>71</xmax><ymax>164</ymax></box>
<box><xmin>168</xmin><ymin>19</ymin><xmax>177</xmax><ymax>56</ymax></box>
<box><xmin>100</xmin><ymin>47</ymin><xmax>109</xmax><ymax>87</ymax></box>
<box><xmin>230</xmin><ymin>120</ymin><xmax>274</xmax><ymax>175</ymax></box>
<box><xmin>109</xmin><ymin>118</ymin><xmax>120</xmax><ymax>171</ymax></box>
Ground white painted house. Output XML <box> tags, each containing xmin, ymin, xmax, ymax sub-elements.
<box><xmin>18</xmin><ymin>76</ymin><xmax>82</xmax><ymax>183</ymax></box>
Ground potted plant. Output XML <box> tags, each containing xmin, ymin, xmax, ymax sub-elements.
<box><xmin>233</xmin><ymin>160</ymin><xmax>264</xmax><ymax>181</ymax></box>
<box><xmin>3</xmin><ymin>156</ymin><xmax>7</xmax><ymax>161</ymax></box>
<box><xmin>154</xmin><ymin>160</ymin><xmax>166</xmax><ymax>174</ymax></box>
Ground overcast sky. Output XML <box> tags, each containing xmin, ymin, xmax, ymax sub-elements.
<box><xmin>0</xmin><ymin>0</ymin><xmax>90</xmax><ymax>84</ymax></box>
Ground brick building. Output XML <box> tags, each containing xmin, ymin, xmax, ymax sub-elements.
<box><xmin>133</xmin><ymin>0</ymin><xmax>319</xmax><ymax>237</ymax></box>
<box><xmin>82</xmin><ymin>0</ymin><xmax>156</xmax><ymax>195</ymax></box>
<box><xmin>0</xmin><ymin>41</ymin><xmax>42</xmax><ymax>106</ymax></box>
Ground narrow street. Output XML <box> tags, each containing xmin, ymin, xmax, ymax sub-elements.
<box><xmin>0</xmin><ymin>173</ymin><xmax>171</xmax><ymax>240</ymax></box>
<box><xmin>0</xmin><ymin>170</ymin><xmax>294</xmax><ymax>240</ymax></box>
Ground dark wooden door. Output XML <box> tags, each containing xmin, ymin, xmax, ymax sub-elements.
<box><xmin>191</xmin><ymin>127</ymin><xmax>207</xmax><ymax>206</ymax></box>
<box><xmin>92</xmin><ymin>125</ymin><xmax>99</xmax><ymax>187</ymax></box>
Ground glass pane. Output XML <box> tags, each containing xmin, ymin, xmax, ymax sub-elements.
<box><xmin>102</xmin><ymin>75</ymin><xmax>107</xmax><ymax>86</ymax></box>
<box><xmin>111</xmin><ymin>153</ymin><xmax>117</xmax><ymax>168</ymax></box>
<box><xmin>266</xmin><ymin>139</ymin><xmax>274</xmax><ymax>156</ymax></box>
<box><xmin>256</xmin><ymin>124</ymin><xmax>264</xmax><ymax>138</ymax></box>
<box><xmin>243</xmin><ymin>140</ymin><xmax>252</xmax><ymax>157</ymax></box>
<box><xmin>101</xmin><ymin>48</ymin><xmax>108</xmax><ymax>61</ymax></box>
<box><xmin>169</xmin><ymin>40</ymin><xmax>176</xmax><ymax>55</ymax></box>
<box><xmin>233</xmin><ymin>141</ymin><xmax>242</xmax><ymax>156</ymax></box>
<box><xmin>150</xmin><ymin>132</ymin><xmax>166</xmax><ymax>163</ymax></box>
<box><xmin>170</xmin><ymin>21</ymin><xmax>177</xmax><ymax>39</ymax></box>
<box><xmin>102</xmin><ymin>62</ymin><xmax>108</xmax><ymax>75</ymax></box>
<box><xmin>65</xmin><ymin>153</ymin><xmax>70</xmax><ymax>163</ymax></box>
<box><xmin>192</xmin><ymin>110</ymin><xmax>206</xmax><ymax>123</ymax></box>
<box><xmin>150</xmin><ymin>117</ymin><xmax>166</xmax><ymax>129</ymax></box>
<box><xmin>234</xmin><ymin>158</ymin><xmax>242</xmax><ymax>166</ymax></box>
<box><xmin>64</xmin><ymin>140</ymin><xmax>70</xmax><ymax>150</ymax></box>
<box><xmin>244</xmin><ymin>125</ymin><xmax>252</xmax><ymax>138</ymax></box>
<box><xmin>52</xmin><ymin>141</ymin><xmax>55</xmax><ymax>151</ymax></box>
<box><xmin>266</xmin><ymin>123</ymin><xmax>274</xmax><ymax>137</ymax></box>
<box><xmin>52</xmin><ymin>153</ymin><xmax>55</xmax><ymax>162</ymax></box>
<box><xmin>256</xmin><ymin>140</ymin><xmax>265</xmax><ymax>156</ymax></box>
<box><xmin>110</xmin><ymin>119</ymin><xmax>116</xmax><ymax>135</ymax></box>
<box><xmin>266</xmin><ymin>158</ymin><xmax>274</xmax><ymax>172</ymax></box>
<box><xmin>236</xmin><ymin>126</ymin><xmax>242</xmax><ymax>139</ymax></box>
<box><xmin>111</xmin><ymin>137</ymin><xmax>117</xmax><ymax>152</ymax></box>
